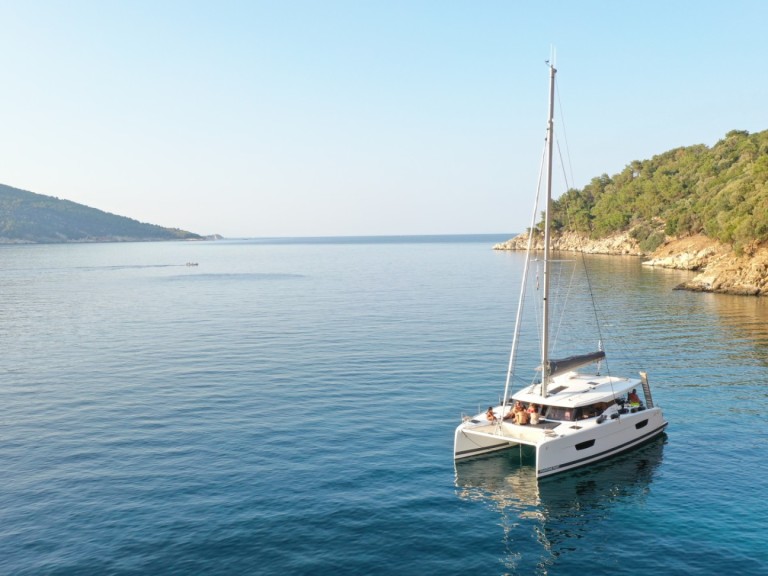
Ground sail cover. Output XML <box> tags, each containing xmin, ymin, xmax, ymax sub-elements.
<box><xmin>540</xmin><ymin>351</ymin><xmax>606</xmax><ymax>377</ymax></box>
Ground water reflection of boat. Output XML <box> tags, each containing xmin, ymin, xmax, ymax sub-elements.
<box><xmin>455</xmin><ymin>436</ymin><xmax>667</xmax><ymax>568</ymax></box>
<box><xmin>456</xmin><ymin>435</ymin><xmax>666</xmax><ymax>511</ymax></box>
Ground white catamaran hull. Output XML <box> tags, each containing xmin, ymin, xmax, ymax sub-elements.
<box><xmin>455</xmin><ymin>407</ymin><xmax>667</xmax><ymax>478</ymax></box>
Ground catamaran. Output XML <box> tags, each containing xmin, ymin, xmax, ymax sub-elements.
<box><xmin>453</xmin><ymin>63</ymin><xmax>668</xmax><ymax>478</ymax></box>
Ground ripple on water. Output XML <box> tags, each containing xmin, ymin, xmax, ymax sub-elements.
<box><xmin>1</xmin><ymin>241</ymin><xmax>767</xmax><ymax>575</ymax></box>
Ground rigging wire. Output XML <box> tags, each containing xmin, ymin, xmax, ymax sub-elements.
<box><xmin>504</xmin><ymin>68</ymin><xmax>639</xmax><ymax>404</ymax></box>
<box><xmin>553</xmin><ymin>73</ymin><xmax>626</xmax><ymax>397</ymax></box>
<box><xmin>501</xmin><ymin>140</ymin><xmax>549</xmax><ymax>406</ymax></box>
<box><xmin>552</xmin><ymin>76</ymin><xmax>608</xmax><ymax>365</ymax></box>
<box><xmin>553</xmin><ymin>138</ymin><xmax>611</xmax><ymax>376</ymax></box>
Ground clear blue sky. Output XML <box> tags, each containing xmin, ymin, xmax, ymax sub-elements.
<box><xmin>1</xmin><ymin>1</ymin><xmax>766</xmax><ymax>237</ymax></box>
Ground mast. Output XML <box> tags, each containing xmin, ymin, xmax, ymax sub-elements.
<box><xmin>541</xmin><ymin>62</ymin><xmax>556</xmax><ymax>397</ymax></box>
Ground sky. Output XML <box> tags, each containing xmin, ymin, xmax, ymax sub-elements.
<box><xmin>1</xmin><ymin>1</ymin><xmax>766</xmax><ymax>238</ymax></box>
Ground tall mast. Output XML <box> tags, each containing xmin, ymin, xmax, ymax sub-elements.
<box><xmin>541</xmin><ymin>63</ymin><xmax>556</xmax><ymax>397</ymax></box>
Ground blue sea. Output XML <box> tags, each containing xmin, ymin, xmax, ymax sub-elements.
<box><xmin>1</xmin><ymin>235</ymin><xmax>766</xmax><ymax>575</ymax></box>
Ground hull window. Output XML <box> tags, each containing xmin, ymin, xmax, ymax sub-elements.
<box><xmin>575</xmin><ymin>439</ymin><xmax>596</xmax><ymax>451</ymax></box>
<box><xmin>635</xmin><ymin>419</ymin><xmax>649</xmax><ymax>430</ymax></box>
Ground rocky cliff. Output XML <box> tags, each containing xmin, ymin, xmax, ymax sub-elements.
<box><xmin>643</xmin><ymin>235</ymin><xmax>768</xmax><ymax>296</ymax></box>
<box><xmin>494</xmin><ymin>231</ymin><xmax>768</xmax><ymax>296</ymax></box>
<box><xmin>493</xmin><ymin>230</ymin><xmax>644</xmax><ymax>255</ymax></box>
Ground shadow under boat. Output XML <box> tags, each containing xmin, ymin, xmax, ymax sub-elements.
<box><xmin>454</xmin><ymin>436</ymin><xmax>667</xmax><ymax>572</ymax></box>
<box><xmin>455</xmin><ymin>434</ymin><xmax>667</xmax><ymax>515</ymax></box>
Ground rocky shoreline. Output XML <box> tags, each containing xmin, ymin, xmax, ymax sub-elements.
<box><xmin>494</xmin><ymin>231</ymin><xmax>768</xmax><ymax>296</ymax></box>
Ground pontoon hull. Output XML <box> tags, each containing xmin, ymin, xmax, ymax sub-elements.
<box><xmin>454</xmin><ymin>407</ymin><xmax>667</xmax><ymax>478</ymax></box>
<box><xmin>536</xmin><ymin>408</ymin><xmax>667</xmax><ymax>477</ymax></box>
<box><xmin>453</xmin><ymin>425</ymin><xmax>521</xmax><ymax>459</ymax></box>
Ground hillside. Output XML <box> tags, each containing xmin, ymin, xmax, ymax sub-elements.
<box><xmin>495</xmin><ymin>128</ymin><xmax>768</xmax><ymax>296</ymax></box>
<box><xmin>548</xmin><ymin>129</ymin><xmax>768</xmax><ymax>254</ymax></box>
<box><xmin>0</xmin><ymin>183</ymin><xmax>202</xmax><ymax>243</ymax></box>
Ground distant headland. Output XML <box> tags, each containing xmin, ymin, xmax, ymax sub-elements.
<box><xmin>494</xmin><ymin>129</ymin><xmax>768</xmax><ymax>296</ymax></box>
<box><xmin>0</xmin><ymin>183</ymin><xmax>213</xmax><ymax>243</ymax></box>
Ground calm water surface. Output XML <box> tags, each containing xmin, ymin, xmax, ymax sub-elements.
<box><xmin>1</xmin><ymin>237</ymin><xmax>766</xmax><ymax>575</ymax></box>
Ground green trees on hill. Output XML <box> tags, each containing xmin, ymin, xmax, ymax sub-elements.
<box><xmin>0</xmin><ymin>183</ymin><xmax>201</xmax><ymax>243</ymax></box>
<box><xmin>550</xmin><ymin>129</ymin><xmax>768</xmax><ymax>252</ymax></box>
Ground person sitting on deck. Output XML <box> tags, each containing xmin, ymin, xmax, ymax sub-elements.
<box><xmin>514</xmin><ymin>404</ymin><xmax>529</xmax><ymax>425</ymax></box>
<box><xmin>486</xmin><ymin>406</ymin><xmax>497</xmax><ymax>422</ymax></box>
<box><xmin>504</xmin><ymin>400</ymin><xmax>523</xmax><ymax>420</ymax></box>
<box><xmin>628</xmin><ymin>389</ymin><xmax>641</xmax><ymax>406</ymax></box>
<box><xmin>528</xmin><ymin>404</ymin><xmax>540</xmax><ymax>425</ymax></box>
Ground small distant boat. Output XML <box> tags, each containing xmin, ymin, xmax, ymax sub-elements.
<box><xmin>186</xmin><ymin>262</ymin><xmax>199</xmax><ymax>267</ymax></box>
<box><xmin>453</xmin><ymin>62</ymin><xmax>668</xmax><ymax>478</ymax></box>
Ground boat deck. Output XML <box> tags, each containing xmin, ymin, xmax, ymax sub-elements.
<box><xmin>465</xmin><ymin>419</ymin><xmax>562</xmax><ymax>446</ymax></box>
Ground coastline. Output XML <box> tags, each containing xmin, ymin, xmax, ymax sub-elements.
<box><xmin>494</xmin><ymin>231</ymin><xmax>768</xmax><ymax>296</ymax></box>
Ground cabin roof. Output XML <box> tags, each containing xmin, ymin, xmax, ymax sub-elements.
<box><xmin>512</xmin><ymin>371</ymin><xmax>641</xmax><ymax>408</ymax></box>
